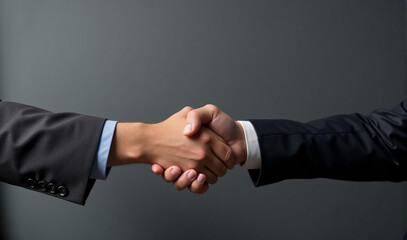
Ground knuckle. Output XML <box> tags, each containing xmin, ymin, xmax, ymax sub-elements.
<box><xmin>182</xmin><ymin>106</ymin><xmax>193</xmax><ymax>112</ymax></box>
<box><xmin>194</xmin><ymin>150</ymin><xmax>207</xmax><ymax>161</ymax></box>
<box><xmin>205</xmin><ymin>104</ymin><xmax>218</xmax><ymax>112</ymax></box>
<box><xmin>200</xmin><ymin>134</ymin><xmax>211</xmax><ymax>144</ymax></box>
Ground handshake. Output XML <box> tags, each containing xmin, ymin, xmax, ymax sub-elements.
<box><xmin>107</xmin><ymin>104</ymin><xmax>246</xmax><ymax>194</ymax></box>
<box><xmin>4</xmin><ymin>100</ymin><xmax>404</xmax><ymax>204</ymax></box>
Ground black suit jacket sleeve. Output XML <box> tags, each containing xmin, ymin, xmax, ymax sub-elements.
<box><xmin>0</xmin><ymin>101</ymin><xmax>106</xmax><ymax>205</ymax></box>
<box><xmin>248</xmin><ymin>100</ymin><xmax>407</xmax><ymax>187</ymax></box>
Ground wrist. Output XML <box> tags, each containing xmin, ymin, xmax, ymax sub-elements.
<box><xmin>234</xmin><ymin>121</ymin><xmax>247</xmax><ymax>165</ymax></box>
<box><xmin>107</xmin><ymin>122</ymin><xmax>150</xmax><ymax>166</ymax></box>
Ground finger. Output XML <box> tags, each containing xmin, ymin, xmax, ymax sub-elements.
<box><xmin>184</xmin><ymin>104</ymin><xmax>219</xmax><ymax>136</ymax></box>
<box><xmin>190</xmin><ymin>182</ymin><xmax>209</xmax><ymax>194</ymax></box>
<box><xmin>188</xmin><ymin>174</ymin><xmax>209</xmax><ymax>194</ymax></box>
<box><xmin>173</xmin><ymin>169</ymin><xmax>198</xmax><ymax>191</ymax></box>
<box><xmin>151</xmin><ymin>164</ymin><xmax>164</xmax><ymax>175</ymax></box>
<box><xmin>210</xmin><ymin>133</ymin><xmax>235</xmax><ymax>169</ymax></box>
<box><xmin>201</xmin><ymin>167</ymin><xmax>218</xmax><ymax>185</ymax></box>
<box><xmin>179</xmin><ymin>106</ymin><xmax>194</xmax><ymax>116</ymax></box>
<box><xmin>204</xmin><ymin>149</ymin><xmax>228</xmax><ymax>177</ymax></box>
<box><xmin>163</xmin><ymin>166</ymin><xmax>182</xmax><ymax>182</ymax></box>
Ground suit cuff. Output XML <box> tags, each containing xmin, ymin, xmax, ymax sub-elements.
<box><xmin>237</xmin><ymin>121</ymin><xmax>261</xmax><ymax>169</ymax></box>
<box><xmin>90</xmin><ymin>120</ymin><xmax>117</xmax><ymax>180</ymax></box>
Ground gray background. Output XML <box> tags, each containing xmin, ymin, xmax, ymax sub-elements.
<box><xmin>0</xmin><ymin>0</ymin><xmax>406</xmax><ymax>239</ymax></box>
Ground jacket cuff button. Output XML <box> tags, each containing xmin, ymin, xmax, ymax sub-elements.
<box><xmin>46</xmin><ymin>182</ymin><xmax>57</xmax><ymax>194</ymax></box>
<box><xmin>57</xmin><ymin>186</ymin><xmax>69</xmax><ymax>197</ymax></box>
<box><xmin>27</xmin><ymin>178</ymin><xmax>37</xmax><ymax>189</ymax></box>
<box><xmin>38</xmin><ymin>180</ymin><xmax>47</xmax><ymax>191</ymax></box>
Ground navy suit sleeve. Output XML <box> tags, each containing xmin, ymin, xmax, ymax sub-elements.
<box><xmin>0</xmin><ymin>101</ymin><xmax>106</xmax><ymax>205</ymax></box>
<box><xmin>248</xmin><ymin>100</ymin><xmax>407</xmax><ymax>186</ymax></box>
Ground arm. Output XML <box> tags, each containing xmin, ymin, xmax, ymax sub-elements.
<box><xmin>249</xmin><ymin>100</ymin><xmax>407</xmax><ymax>185</ymax></box>
<box><xmin>0</xmin><ymin>102</ymin><xmax>231</xmax><ymax>204</ymax></box>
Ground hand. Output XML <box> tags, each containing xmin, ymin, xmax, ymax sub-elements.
<box><xmin>152</xmin><ymin>165</ymin><xmax>209</xmax><ymax>194</ymax></box>
<box><xmin>151</xmin><ymin>104</ymin><xmax>247</xmax><ymax>191</ymax></box>
<box><xmin>107</xmin><ymin>106</ymin><xmax>233</xmax><ymax>184</ymax></box>
<box><xmin>184</xmin><ymin>104</ymin><xmax>246</xmax><ymax>165</ymax></box>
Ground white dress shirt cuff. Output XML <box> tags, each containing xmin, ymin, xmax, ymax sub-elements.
<box><xmin>237</xmin><ymin>121</ymin><xmax>261</xmax><ymax>169</ymax></box>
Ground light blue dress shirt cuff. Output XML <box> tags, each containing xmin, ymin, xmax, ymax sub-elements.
<box><xmin>89</xmin><ymin>120</ymin><xmax>117</xmax><ymax>180</ymax></box>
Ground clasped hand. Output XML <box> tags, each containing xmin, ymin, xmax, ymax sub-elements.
<box><xmin>151</xmin><ymin>105</ymin><xmax>247</xmax><ymax>194</ymax></box>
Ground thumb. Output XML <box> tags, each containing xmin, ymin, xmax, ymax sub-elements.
<box><xmin>183</xmin><ymin>105</ymin><xmax>217</xmax><ymax>136</ymax></box>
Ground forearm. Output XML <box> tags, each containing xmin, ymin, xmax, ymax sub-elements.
<box><xmin>107</xmin><ymin>122</ymin><xmax>150</xmax><ymax>167</ymax></box>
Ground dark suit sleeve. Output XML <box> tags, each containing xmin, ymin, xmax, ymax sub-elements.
<box><xmin>0</xmin><ymin>101</ymin><xmax>106</xmax><ymax>205</ymax></box>
<box><xmin>248</xmin><ymin>100</ymin><xmax>407</xmax><ymax>186</ymax></box>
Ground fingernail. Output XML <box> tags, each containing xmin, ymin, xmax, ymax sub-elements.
<box><xmin>197</xmin><ymin>174</ymin><xmax>205</xmax><ymax>183</ymax></box>
<box><xmin>171</xmin><ymin>168</ymin><xmax>180</xmax><ymax>177</ymax></box>
<box><xmin>184</xmin><ymin>123</ymin><xmax>192</xmax><ymax>135</ymax></box>
<box><xmin>187</xmin><ymin>170</ymin><xmax>197</xmax><ymax>180</ymax></box>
